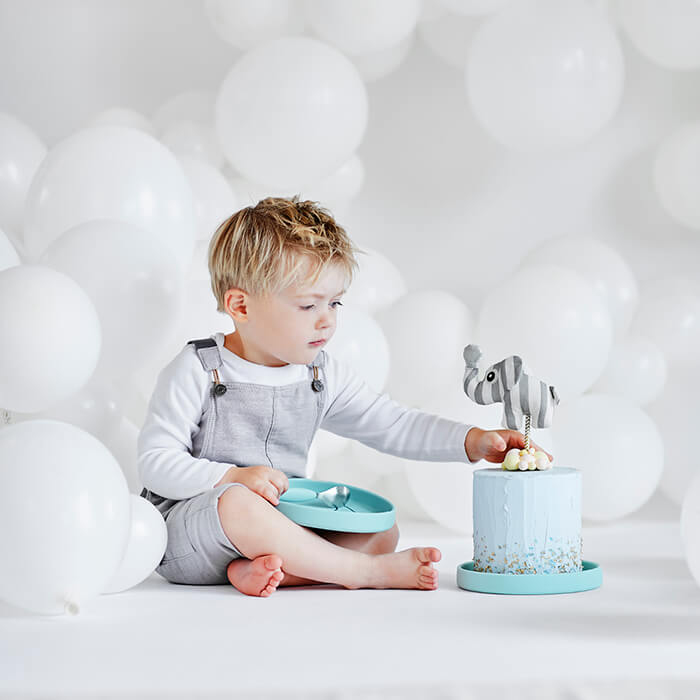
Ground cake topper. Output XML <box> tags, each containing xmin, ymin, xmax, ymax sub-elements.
<box><xmin>462</xmin><ymin>344</ymin><xmax>559</xmax><ymax>471</ymax></box>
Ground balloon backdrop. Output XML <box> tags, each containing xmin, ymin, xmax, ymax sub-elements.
<box><xmin>476</xmin><ymin>264</ymin><xmax>613</xmax><ymax>399</ymax></box>
<box><xmin>646</xmin><ymin>366</ymin><xmax>700</xmax><ymax>505</ymax></box>
<box><xmin>304</xmin><ymin>0</ymin><xmax>420</xmax><ymax>56</ymax></box>
<box><xmin>376</xmin><ymin>289</ymin><xmax>474</xmax><ymax>405</ymax></box>
<box><xmin>653</xmin><ymin>122</ymin><xmax>700</xmax><ymax>230</ymax></box>
<box><xmin>681</xmin><ymin>473</ymin><xmax>700</xmax><ymax>589</ymax></box>
<box><xmin>23</xmin><ymin>126</ymin><xmax>196</xmax><ymax>271</ymax></box>
<box><xmin>0</xmin><ymin>227</ymin><xmax>20</xmax><ymax>271</ymax></box>
<box><xmin>88</xmin><ymin>108</ymin><xmax>155</xmax><ymax>135</ymax></box>
<box><xmin>466</xmin><ymin>0</ymin><xmax>624</xmax><ymax>150</ymax></box>
<box><xmin>0</xmin><ymin>112</ymin><xmax>46</xmax><ymax>237</ymax></box>
<box><xmin>617</xmin><ymin>0</ymin><xmax>700</xmax><ymax>71</ymax></box>
<box><xmin>0</xmin><ymin>265</ymin><xmax>101</xmax><ymax>413</ymax></box>
<box><xmin>102</xmin><ymin>495</ymin><xmax>168</xmax><ymax>594</ymax></box>
<box><xmin>592</xmin><ymin>334</ymin><xmax>667</xmax><ymax>406</ymax></box>
<box><xmin>0</xmin><ymin>420</ymin><xmax>131</xmax><ymax>615</ymax></box>
<box><xmin>206</xmin><ymin>0</ymin><xmax>303</xmax><ymax>50</ymax></box>
<box><xmin>631</xmin><ymin>277</ymin><xmax>700</xmax><ymax>369</ymax></box>
<box><xmin>177</xmin><ymin>156</ymin><xmax>239</xmax><ymax>241</ymax></box>
<box><xmin>39</xmin><ymin>219</ymin><xmax>184</xmax><ymax>379</ymax></box>
<box><xmin>215</xmin><ymin>37</ymin><xmax>368</xmax><ymax>188</ymax></box>
<box><xmin>553</xmin><ymin>394</ymin><xmax>663</xmax><ymax>521</ymax></box>
<box><xmin>520</xmin><ymin>236</ymin><xmax>639</xmax><ymax>338</ymax></box>
<box><xmin>324</xmin><ymin>306</ymin><xmax>390</xmax><ymax>393</ymax></box>
<box><xmin>342</xmin><ymin>246</ymin><xmax>407</xmax><ymax>315</ymax></box>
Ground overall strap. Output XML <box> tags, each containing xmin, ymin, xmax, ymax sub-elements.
<box><xmin>187</xmin><ymin>338</ymin><xmax>226</xmax><ymax>394</ymax></box>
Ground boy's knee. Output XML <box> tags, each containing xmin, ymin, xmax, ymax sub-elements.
<box><xmin>372</xmin><ymin>522</ymin><xmax>400</xmax><ymax>554</ymax></box>
<box><xmin>217</xmin><ymin>483</ymin><xmax>258</xmax><ymax>520</ymax></box>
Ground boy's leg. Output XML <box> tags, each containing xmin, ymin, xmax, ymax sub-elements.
<box><xmin>278</xmin><ymin>524</ymin><xmax>400</xmax><ymax>587</ymax></box>
<box><xmin>217</xmin><ymin>485</ymin><xmax>436</xmax><ymax>591</ymax></box>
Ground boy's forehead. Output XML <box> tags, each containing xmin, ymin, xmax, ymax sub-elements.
<box><xmin>290</xmin><ymin>265</ymin><xmax>347</xmax><ymax>297</ymax></box>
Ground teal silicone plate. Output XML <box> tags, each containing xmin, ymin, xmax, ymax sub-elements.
<box><xmin>457</xmin><ymin>560</ymin><xmax>602</xmax><ymax>595</ymax></box>
<box><xmin>276</xmin><ymin>478</ymin><xmax>395</xmax><ymax>533</ymax></box>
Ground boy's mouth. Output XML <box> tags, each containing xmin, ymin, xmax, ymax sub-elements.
<box><xmin>309</xmin><ymin>339</ymin><xmax>326</xmax><ymax>347</ymax></box>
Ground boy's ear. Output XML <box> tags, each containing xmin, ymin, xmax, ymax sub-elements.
<box><xmin>223</xmin><ymin>288</ymin><xmax>249</xmax><ymax>322</ymax></box>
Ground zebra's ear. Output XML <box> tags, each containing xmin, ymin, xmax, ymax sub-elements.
<box><xmin>499</xmin><ymin>355</ymin><xmax>523</xmax><ymax>390</ymax></box>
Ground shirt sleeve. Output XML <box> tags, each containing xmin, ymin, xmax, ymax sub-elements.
<box><xmin>136</xmin><ymin>345</ymin><xmax>234</xmax><ymax>500</ymax></box>
<box><xmin>320</xmin><ymin>353</ymin><xmax>478</xmax><ymax>464</ymax></box>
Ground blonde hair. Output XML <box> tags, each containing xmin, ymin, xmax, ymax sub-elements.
<box><xmin>208</xmin><ymin>196</ymin><xmax>363</xmax><ymax>312</ymax></box>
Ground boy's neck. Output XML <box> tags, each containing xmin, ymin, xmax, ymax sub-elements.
<box><xmin>223</xmin><ymin>332</ymin><xmax>289</xmax><ymax>368</ymax></box>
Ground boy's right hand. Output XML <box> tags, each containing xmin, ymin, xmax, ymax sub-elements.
<box><xmin>225</xmin><ymin>465</ymin><xmax>289</xmax><ymax>506</ymax></box>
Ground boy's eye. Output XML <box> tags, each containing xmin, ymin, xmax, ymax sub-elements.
<box><xmin>300</xmin><ymin>301</ymin><xmax>344</xmax><ymax>311</ymax></box>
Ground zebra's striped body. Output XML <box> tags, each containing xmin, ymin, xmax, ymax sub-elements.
<box><xmin>462</xmin><ymin>344</ymin><xmax>559</xmax><ymax>430</ymax></box>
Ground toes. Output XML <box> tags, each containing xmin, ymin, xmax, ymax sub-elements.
<box><xmin>417</xmin><ymin>547</ymin><xmax>441</xmax><ymax>565</ymax></box>
<box><xmin>263</xmin><ymin>554</ymin><xmax>283</xmax><ymax>570</ymax></box>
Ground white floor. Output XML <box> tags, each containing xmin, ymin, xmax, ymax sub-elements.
<box><xmin>2</xmin><ymin>494</ymin><xmax>700</xmax><ymax>700</ymax></box>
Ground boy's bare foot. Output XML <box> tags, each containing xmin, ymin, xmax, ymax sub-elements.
<box><xmin>361</xmin><ymin>546</ymin><xmax>441</xmax><ymax>591</ymax></box>
<box><xmin>226</xmin><ymin>554</ymin><xmax>285</xmax><ymax>597</ymax></box>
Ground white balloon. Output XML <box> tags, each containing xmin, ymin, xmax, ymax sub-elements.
<box><xmin>215</xmin><ymin>37</ymin><xmax>368</xmax><ymax>188</ymax></box>
<box><xmin>631</xmin><ymin>277</ymin><xmax>700</xmax><ymax>369</ymax></box>
<box><xmin>40</xmin><ymin>220</ymin><xmax>184</xmax><ymax>379</ymax></box>
<box><xmin>520</xmin><ymin>236</ymin><xmax>639</xmax><ymax>338</ymax></box>
<box><xmin>312</xmin><ymin>441</ymin><xmax>383</xmax><ymax>491</ymax></box>
<box><xmin>24</xmin><ymin>126</ymin><xmax>196</xmax><ymax>271</ymax></box>
<box><xmin>647</xmin><ymin>367</ymin><xmax>700</xmax><ymax>505</ymax></box>
<box><xmin>0</xmin><ymin>227</ymin><xmax>21</xmax><ymax>271</ymax></box>
<box><xmin>352</xmin><ymin>34</ymin><xmax>414</xmax><ymax>82</ymax></box>
<box><xmin>310</xmin><ymin>428</ymin><xmax>350</xmax><ymax>460</ymax></box>
<box><xmin>466</xmin><ymin>0</ymin><xmax>624</xmax><ymax>150</ymax></box>
<box><xmin>0</xmin><ymin>113</ymin><xmax>46</xmax><ymax>237</ymax></box>
<box><xmin>12</xmin><ymin>378</ymin><xmax>121</xmax><ymax>440</ymax></box>
<box><xmin>617</xmin><ymin>0</ymin><xmax>700</xmax><ymax>70</ymax></box>
<box><xmin>152</xmin><ymin>90</ymin><xmax>216</xmax><ymax>135</ymax></box>
<box><xmin>325</xmin><ymin>306</ymin><xmax>390</xmax><ymax>392</ymax></box>
<box><xmin>592</xmin><ymin>334</ymin><xmax>667</xmax><ymax>406</ymax></box>
<box><xmin>342</xmin><ymin>246</ymin><xmax>407</xmax><ymax>315</ymax></box>
<box><xmin>0</xmin><ymin>420</ymin><xmax>130</xmax><ymax>615</ymax></box>
<box><xmin>681</xmin><ymin>473</ymin><xmax>700</xmax><ymax>589</ymax></box>
<box><xmin>88</xmin><ymin>108</ymin><xmax>155</xmax><ymax>135</ymax></box>
<box><xmin>102</xmin><ymin>495</ymin><xmax>167</xmax><ymax>594</ymax></box>
<box><xmin>101</xmin><ymin>413</ymin><xmax>141</xmax><ymax>495</ymax></box>
<box><xmin>131</xmin><ymin>283</ymin><xmax>231</xmax><ymax>406</ymax></box>
<box><xmin>440</xmin><ymin>0</ymin><xmax>514</xmax><ymax>16</ymax></box>
<box><xmin>304</xmin><ymin>0</ymin><xmax>421</xmax><ymax>56</ymax></box>
<box><xmin>0</xmin><ymin>265</ymin><xmax>101</xmax><ymax>413</ymax></box>
<box><xmin>348</xmin><ymin>438</ymin><xmax>405</xmax><ymax>476</ymax></box>
<box><xmin>477</xmin><ymin>264</ymin><xmax>613</xmax><ymax>399</ymax></box>
<box><xmin>418</xmin><ymin>10</ymin><xmax>481</xmax><ymax>68</ymax></box>
<box><xmin>161</xmin><ymin>120</ymin><xmax>225</xmax><ymax>171</ymax></box>
<box><xmin>653</xmin><ymin>122</ymin><xmax>700</xmax><ymax>230</ymax></box>
<box><xmin>553</xmin><ymin>394</ymin><xmax>663</xmax><ymax>521</ymax></box>
<box><xmin>178</xmin><ymin>156</ymin><xmax>239</xmax><ymax>241</ymax></box>
<box><xmin>205</xmin><ymin>0</ymin><xmax>303</xmax><ymax>50</ymax></box>
<box><xmin>299</xmin><ymin>155</ymin><xmax>365</xmax><ymax>216</ymax></box>
<box><xmin>376</xmin><ymin>290</ymin><xmax>474</xmax><ymax>405</ymax></box>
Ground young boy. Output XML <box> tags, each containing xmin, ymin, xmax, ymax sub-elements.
<box><xmin>137</xmin><ymin>196</ymin><xmax>549</xmax><ymax>597</ymax></box>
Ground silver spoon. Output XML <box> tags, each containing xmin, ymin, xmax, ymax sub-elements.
<box><xmin>317</xmin><ymin>485</ymin><xmax>352</xmax><ymax>510</ymax></box>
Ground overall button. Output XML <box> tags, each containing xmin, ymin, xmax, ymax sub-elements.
<box><xmin>311</xmin><ymin>378</ymin><xmax>324</xmax><ymax>392</ymax></box>
<box><xmin>214</xmin><ymin>383</ymin><xmax>227</xmax><ymax>396</ymax></box>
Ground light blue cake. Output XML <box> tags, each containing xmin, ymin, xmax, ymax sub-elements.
<box><xmin>473</xmin><ymin>467</ymin><xmax>582</xmax><ymax>575</ymax></box>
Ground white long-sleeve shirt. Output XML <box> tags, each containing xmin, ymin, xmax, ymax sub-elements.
<box><xmin>137</xmin><ymin>332</ymin><xmax>477</xmax><ymax>500</ymax></box>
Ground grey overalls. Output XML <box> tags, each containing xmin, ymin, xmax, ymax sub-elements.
<box><xmin>141</xmin><ymin>336</ymin><xmax>328</xmax><ymax>585</ymax></box>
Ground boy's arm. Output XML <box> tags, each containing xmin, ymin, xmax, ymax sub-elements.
<box><xmin>137</xmin><ymin>348</ymin><xmax>234</xmax><ymax>500</ymax></box>
<box><xmin>321</xmin><ymin>354</ymin><xmax>479</xmax><ymax>464</ymax></box>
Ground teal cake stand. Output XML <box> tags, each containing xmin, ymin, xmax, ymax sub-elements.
<box><xmin>457</xmin><ymin>560</ymin><xmax>602</xmax><ymax>595</ymax></box>
<box><xmin>276</xmin><ymin>478</ymin><xmax>395</xmax><ymax>533</ymax></box>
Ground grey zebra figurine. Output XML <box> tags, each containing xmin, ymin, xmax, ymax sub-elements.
<box><xmin>462</xmin><ymin>344</ymin><xmax>559</xmax><ymax>431</ymax></box>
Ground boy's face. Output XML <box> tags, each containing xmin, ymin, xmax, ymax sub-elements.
<box><xmin>238</xmin><ymin>261</ymin><xmax>347</xmax><ymax>367</ymax></box>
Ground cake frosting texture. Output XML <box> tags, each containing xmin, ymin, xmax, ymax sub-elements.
<box><xmin>473</xmin><ymin>467</ymin><xmax>582</xmax><ymax>574</ymax></box>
